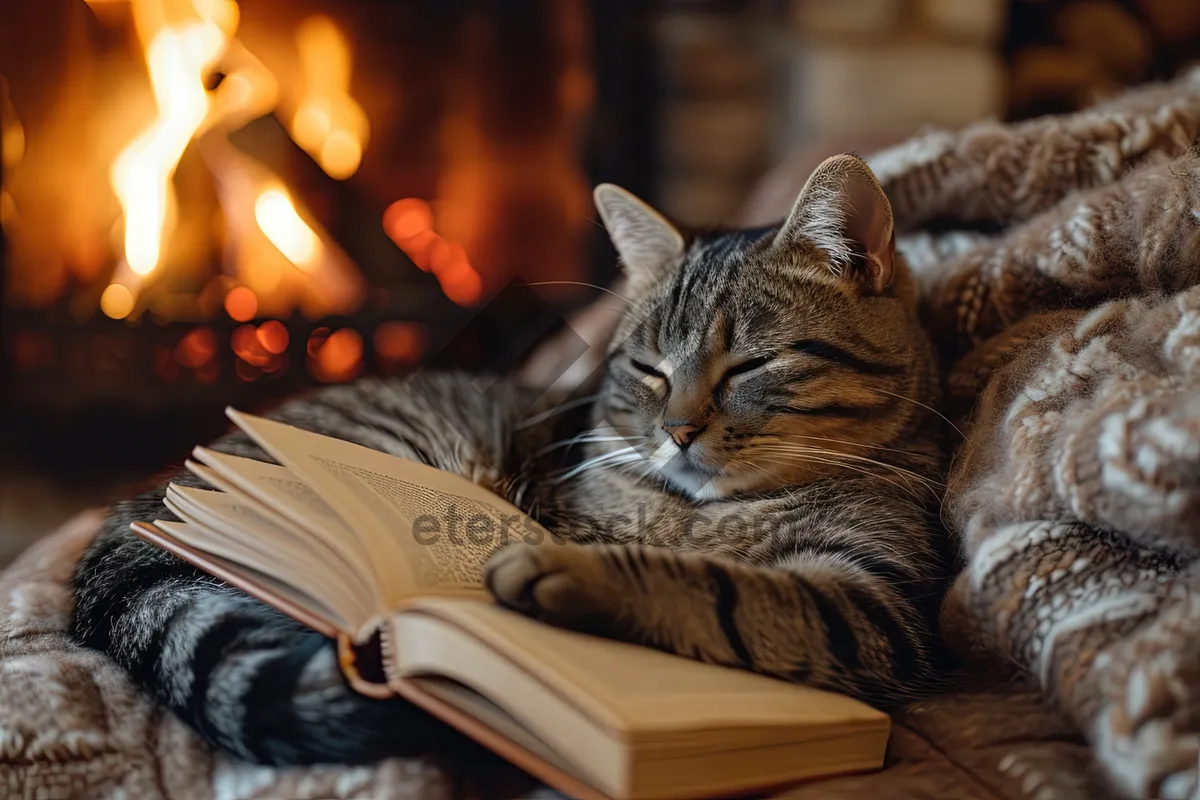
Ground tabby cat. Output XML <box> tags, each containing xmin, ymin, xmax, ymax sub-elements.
<box><xmin>72</xmin><ymin>154</ymin><xmax>952</xmax><ymax>765</ymax></box>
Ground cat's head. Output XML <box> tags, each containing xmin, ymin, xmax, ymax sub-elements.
<box><xmin>590</xmin><ymin>154</ymin><xmax>932</xmax><ymax>500</ymax></box>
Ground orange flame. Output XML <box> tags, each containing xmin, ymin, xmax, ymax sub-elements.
<box><xmin>110</xmin><ymin>0</ymin><xmax>235</xmax><ymax>277</ymax></box>
<box><xmin>254</xmin><ymin>187</ymin><xmax>320</xmax><ymax>271</ymax></box>
<box><xmin>291</xmin><ymin>16</ymin><xmax>368</xmax><ymax>180</ymax></box>
<box><xmin>384</xmin><ymin>198</ymin><xmax>483</xmax><ymax>306</ymax></box>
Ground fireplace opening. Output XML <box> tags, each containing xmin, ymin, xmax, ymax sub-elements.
<box><xmin>0</xmin><ymin>0</ymin><xmax>654</xmax><ymax>467</ymax></box>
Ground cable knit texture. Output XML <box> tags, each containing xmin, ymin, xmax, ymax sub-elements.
<box><xmin>875</xmin><ymin>67</ymin><xmax>1200</xmax><ymax>799</ymax></box>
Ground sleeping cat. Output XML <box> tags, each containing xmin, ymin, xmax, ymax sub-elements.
<box><xmin>71</xmin><ymin>154</ymin><xmax>952</xmax><ymax>765</ymax></box>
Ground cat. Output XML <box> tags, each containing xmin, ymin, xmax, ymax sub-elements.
<box><xmin>71</xmin><ymin>154</ymin><xmax>953</xmax><ymax>765</ymax></box>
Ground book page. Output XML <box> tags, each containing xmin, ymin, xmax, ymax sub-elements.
<box><xmin>149</xmin><ymin>520</ymin><xmax>351</xmax><ymax>636</ymax></box>
<box><xmin>227</xmin><ymin>410</ymin><xmax>553</xmax><ymax>607</ymax></box>
<box><xmin>187</xmin><ymin>450</ymin><xmax>378</xmax><ymax>595</ymax></box>
<box><xmin>164</xmin><ymin>485</ymin><xmax>375</xmax><ymax>627</ymax></box>
<box><xmin>391</xmin><ymin>601</ymin><xmax>890</xmax><ymax>800</ymax></box>
<box><xmin>404</xmin><ymin>599</ymin><xmax>889</xmax><ymax>740</ymax></box>
<box><xmin>189</xmin><ymin>449</ymin><xmax>353</xmax><ymax>535</ymax></box>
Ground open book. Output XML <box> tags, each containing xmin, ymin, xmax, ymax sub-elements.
<box><xmin>131</xmin><ymin>408</ymin><xmax>891</xmax><ymax>800</ymax></box>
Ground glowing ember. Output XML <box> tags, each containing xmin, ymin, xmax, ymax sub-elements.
<box><xmin>310</xmin><ymin>328</ymin><xmax>363</xmax><ymax>383</ymax></box>
<box><xmin>374</xmin><ymin>321</ymin><xmax>424</xmax><ymax>366</ymax></box>
<box><xmin>395</xmin><ymin>229</ymin><xmax>439</xmax><ymax>271</ymax></box>
<box><xmin>383</xmin><ymin>198</ymin><xmax>435</xmax><ymax>242</ymax></box>
<box><xmin>291</xmin><ymin>15</ymin><xmax>368</xmax><ymax>180</ymax></box>
<box><xmin>253</xmin><ymin>187</ymin><xmax>320</xmax><ymax>270</ymax></box>
<box><xmin>383</xmin><ymin>198</ymin><xmax>483</xmax><ymax>305</ymax></box>
<box><xmin>307</xmin><ymin>327</ymin><xmax>331</xmax><ymax>358</ymax></box>
<box><xmin>438</xmin><ymin>259</ymin><xmax>483</xmax><ymax>306</ymax></box>
<box><xmin>111</xmin><ymin>1</ymin><xmax>233</xmax><ymax>276</ymax></box>
<box><xmin>224</xmin><ymin>285</ymin><xmax>258</xmax><ymax>321</ymax></box>
<box><xmin>100</xmin><ymin>284</ymin><xmax>136</xmax><ymax>319</ymax></box>
<box><xmin>175</xmin><ymin>326</ymin><xmax>218</xmax><ymax>368</ymax></box>
<box><xmin>256</xmin><ymin>320</ymin><xmax>289</xmax><ymax>354</ymax></box>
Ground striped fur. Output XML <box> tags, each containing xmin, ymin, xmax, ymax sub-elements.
<box><xmin>72</xmin><ymin>156</ymin><xmax>951</xmax><ymax>763</ymax></box>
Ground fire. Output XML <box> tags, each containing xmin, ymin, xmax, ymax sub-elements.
<box><xmin>1</xmin><ymin>98</ymin><xmax>24</xmax><ymax>170</ymax></box>
<box><xmin>254</xmin><ymin>187</ymin><xmax>320</xmax><ymax>270</ymax></box>
<box><xmin>110</xmin><ymin>1</ymin><xmax>233</xmax><ymax>277</ymax></box>
<box><xmin>0</xmin><ymin>79</ymin><xmax>21</xmax><ymax>231</ymax></box>
<box><xmin>100</xmin><ymin>0</ymin><xmax>364</xmax><ymax>324</ymax></box>
<box><xmin>100</xmin><ymin>284</ymin><xmax>136</xmax><ymax>319</ymax></box>
<box><xmin>40</xmin><ymin>0</ymin><xmax>454</xmax><ymax>334</ymax></box>
<box><xmin>291</xmin><ymin>16</ymin><xmax>368</xmax><ymax>180</ymax></box>
<box><xmin>384</xmin><ymin>198</ymin><xmax>483</xmax><ymax>306</ymax></box>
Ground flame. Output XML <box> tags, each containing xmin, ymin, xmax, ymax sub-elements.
<box><xmin>224</xmin><ymin>285</ymin><xmax>258</xmax><ymax>321</ymax></box>
<box><xmin>254</xmin><ymin>187</ymin><xmax>320</xmax><ymax>270</ymax></box>
<box><xmin>110</xmin><ymin>1</ymin><xmax>234</xmax><ymax>277</ymax></box>
<box><xmin>291</xmin><ymin>16</ymin><xmax>368</xmax><ymax>180</ymax></box>
<box><xmin>383</xmin><ymin>198</ymin><xmax>483</xmax><ymax>306</ymax></box>
<box><xmin>76</xmin><ymin>0</ymin><xmax>371</xmax><ymax>324</ymax></box>
<box><xmin>100</xmin><ymin>284</ymin><xmax>136</xmax><ymax>319</ymax></box>
<box><xmin>1</xmin><ymin>111</ymin><xmax>23</xmax><ymax>170</ymax></box>
<box><xmin>0</xmin><ymin>80</ymin><xmax>21</xmax><ymax>231</ymax></box>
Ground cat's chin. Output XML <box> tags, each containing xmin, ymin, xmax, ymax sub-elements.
<box><xmin>659</xmin><ymin>463</ymin><xmax>796</xmax><ymax>501</ymax></box>
<box><xmin>658</xmin><ymin>465</ymin><xmax>748</xmax><ymax>502</ymax></box>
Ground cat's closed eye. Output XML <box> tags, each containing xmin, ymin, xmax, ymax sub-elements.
<box><xmin>629</xmin><ymin>358</ymin><xmax>667</xmax><ymax>380</ymax></box>
<box><xmin>721</xmin><ymin>356</ymin><xmax>772</xmax><ymax>381</ymax></box>
<box><xmin>714</xmin><ymin>356</ymin><xmax>773</xmax><ymax>397</ymax></box>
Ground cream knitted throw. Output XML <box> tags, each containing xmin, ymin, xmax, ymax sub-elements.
<box><xmin>875</xmin><ymin>67</ymin><xmax>1200</xmax><ymax>799</ymax></box>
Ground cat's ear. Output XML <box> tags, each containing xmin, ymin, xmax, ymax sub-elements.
<box><xmin>594</xmin><ymin>184</ymin><xmax>685</xmax><ymax>284</ymax></box>
<box><xmin>774</xmin><ymin>154</ymin><xmax>895</xmax><ymax>294</ymax></box>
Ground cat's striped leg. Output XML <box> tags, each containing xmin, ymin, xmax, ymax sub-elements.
<box><xmin>484</xmin><ymin>542</ymin><xmax>939</xmax><ymax>704</ymax></box>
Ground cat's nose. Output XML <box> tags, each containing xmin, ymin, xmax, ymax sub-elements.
<box><xmin>663</xmin><ymin>421</ymin><xmax>704</xmax><ymax>449</ymax></box>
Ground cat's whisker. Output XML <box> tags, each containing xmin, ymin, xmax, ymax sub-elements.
<box><xmin>769</xmin><ymin>433</ymin><xmax>937</xmax><ymax>460</ymax></box>
<box><xmin>517</xmin><ymin>394</ymin><xmax>600</xmax><ymax>429</ymax></box>
<box><xmin>555</xmin><ymin>446</ymin><xmax>643</xmax><ymax>481</ymax></box>
<box><xmin>536</xmin><ymin>433</ymin><xmax>647</xmax><ymax>458</ymax></box>
<box><xmin>753</xmin><ymin>451</ymin><xmax>934</xmax><ymax>504</ymax></box>
<box><xmin>875</xmin><ymin>388</ymin><xmax>966</xmax><ymax>441</ymax></box>
<box><xmin>587</xmin><ymin>454</ymin><xmax>651</xmax><ymax>483</ymax></box>
<box><xmin>524</xmin><ymin>281</ymin><xmax>635</xmax><ymax>305</ymax></box>
<box><xmin>758</xmin><ymin>453</ymin><xmax>926</xmax><ymax>503</ymax></box>
<box><xmin>750</xmin><ymin>443</ymin><xmax>945</xmax><ymax>490</ymax></box>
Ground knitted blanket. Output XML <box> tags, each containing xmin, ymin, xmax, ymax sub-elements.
<box><xmin>876</xmin><ymin>67</ymin><xmax>1200</xmax><ymax>799</ymax></box>
<box><xmin>0</xmin><ymin>515</ymin><xmax>1122</xmax><ymax>800</ymax></box>
<box><xmin>0</xmin><ymin>512</ymin><xmax>560</xmax><ymax>799</ymax></box>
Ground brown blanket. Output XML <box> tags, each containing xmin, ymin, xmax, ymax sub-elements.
<box><xmin>883</xmin><ymin>69</ymin><xmax>1200</xmax><ymax>799</ymax></box>
<box><xmin>0</xmin><ymin>513</ymin><xmax>1119</xmax><ymax>799</ymax></box>
<box><xmin>0</xmin><ymin>512</ymin><xmax>552</xmax><ymax>799</ymax></box>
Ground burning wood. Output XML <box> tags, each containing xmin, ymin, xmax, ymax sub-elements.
<box><xmin>89</xmin><ymin>0</ymin><xmax>370</xmax><ymax>321</ymax></box>
<box><xmin>290</xmin><ymin>15</ymin><xmax>367</xmax><ymax>181</ymax></box>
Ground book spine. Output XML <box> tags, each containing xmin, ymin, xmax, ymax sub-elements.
<box><xmin>337</xmin><ymin>625</ymin><xmax>398</xmax><ymax>699</ymax></box>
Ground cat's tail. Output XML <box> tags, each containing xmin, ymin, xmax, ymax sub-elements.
<box><xmin>71</xmin><ymin>496</ymin><xmax>450</xmax><ymax>765</ymax></box>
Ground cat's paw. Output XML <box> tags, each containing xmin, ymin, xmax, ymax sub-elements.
<box><xmin>484</xmin><ymin>544</ymin><xmax>619</xmax><ymax>633</ymax></box>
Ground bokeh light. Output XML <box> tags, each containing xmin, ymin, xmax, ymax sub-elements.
<box><xmin>100</xmin><ymin>284</ymin><xmax>135</xmax><ymax>319</ymax></box>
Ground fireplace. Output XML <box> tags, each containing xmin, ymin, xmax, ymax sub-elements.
<box><xmin>0</xmin><ymin>0</ymin><xmax>654</xmax><ymax>467</ymax></box>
